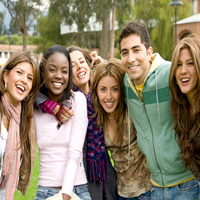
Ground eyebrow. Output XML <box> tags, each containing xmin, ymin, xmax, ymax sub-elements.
<box><xmin>99</xmin><ymin>85</ymin><xmax>118</xmax><ymax>88</ymax></box>
<box><xmin>121</xmin><ymin>45</ymin><xmax>141</xmax><ymax>53</ymax></box>
<box><xmin>48</xmin><ymin>63</ymin><xmax>68</xmax><ymax>68</ymax></box>
<box><xmin>16</xmin><ymin>67</ymin><xmax>33</xmax><ymax>76</ymax></box>
<box><xmin>178</xmin><ymin>58</ymin><xmax>193</xmax><ymax>62</ymax></box>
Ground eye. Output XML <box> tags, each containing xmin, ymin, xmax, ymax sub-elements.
<box><xmin>112</xmin><ymin>87</ymin><xmax>118</xmax><ymax>92</ymax></box>
<box><xmin>177</xmin><ymin>63</ymin><xmax>182</xmax><ymax>67</ymax></box>
<box><xmin>134</xmin><ymin>48</ymin><xmax>140</xmax><ymax>53</ymax></box>
<box><xmin>17</xmin><ymin>70</ymin><xmax>22</xmax><ymax>75</ymax></box>
<box><xmin>80</xmin><ymin>60</ymin><xmax>85</xmax><ymax>64</ymax></box>
<box><xmin>28</xmin><ymin>76</ymin><xmax>33</xmax><ymax>81</ymax></box>
<box><xmin>62</xmin><ymin>70</ymin><xmax>68</xmax><ymax>74</ymax></box>
<box><xmin>121</xmin><ymin>51</ymin><xmax>127</xmax><ymax>56</ymax></box>
<box><xmin>100</xmin><ymin>87</ymin><xmax>106</xmax><ymax>92</ymax></box>
<box><xmin>49</xmin><ymin>68</ymin><xmax>55</xmax><ymax>72</ymax></box>
<box><xmin>188</xmin><ymin>62</ymin><xmax>194</xmax><ymax>66</ymax></box>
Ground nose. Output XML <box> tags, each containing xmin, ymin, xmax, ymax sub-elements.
<box><xmin>180</xmin><ymin>64</ymin><xmax>187</xmax><ymax>74</ymax></box>
<box><xmin>106</xmin><ymin>90</ymin><xmax>112</xmax><ymax>100</ymax></box>
<box><xmin>55</xmin><ymin>70</ymin><xmax>62</xmax><ymax>79</ymax></box>
<box><xmin>21</xmin><ymin>74</ymin><xmax>28</xmax><ymax>84</ymax></box>
<box><xmin>128</xmin><ymin>51</ymin><xmax>136</xmax><ymax>64</ymax></box>
<box><xmin>77</xmin><ymin>63</ymin><xmax>83</xmax><ymax>69</ymax></box>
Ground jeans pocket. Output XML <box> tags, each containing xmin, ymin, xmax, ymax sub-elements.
<box><xmin>177</xmin><ymin>179</ymin><xmax>199</xmax><ymax>191</ymax></box>
<box><xmin>150</xmin><ymin>184</ymin><xmax>155</xmax><ymax>193</ymax></box>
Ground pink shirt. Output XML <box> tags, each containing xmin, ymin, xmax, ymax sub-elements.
<box><xmin>33</xmin><ymin>91</ymin><xmax>88</xmax><ymax>197</ymax></box>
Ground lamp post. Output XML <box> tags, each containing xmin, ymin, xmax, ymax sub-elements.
<box><xmin>7</xmin><ymin>34</ymin><xmax>13</xmax><ymax>57</ymax></box>
<box><xmin>169</xmin><ymin>0</ymin><xmax>183</xmax><ymax>46</ymax></box>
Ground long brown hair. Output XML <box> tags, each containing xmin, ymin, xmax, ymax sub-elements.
<box><xmin>91</xmin><ymin>58</ymin><xmax>126</xmax><ymax>145</ymax></box>
<box><xmin>0</xmin><ymin>52</ymin><xmax>40</xmax><ymax>164</ymax></box>
<box><xmin>169</xmin><ymin>33</ymin><xmax>200</xmax><ymax>167</ymax></box>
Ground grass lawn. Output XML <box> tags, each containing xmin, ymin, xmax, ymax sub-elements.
<box><xmin>14</xmin><ymin>146</ymin><xmax>39</xmax><ymax>200</ymax></box>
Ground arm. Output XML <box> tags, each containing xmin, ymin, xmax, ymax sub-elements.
<box><xmin>34</xmin><ymin>92</ymin><xmax>59</xmax><ymax>115</ymax></box>
<box><xmin>62</xmin><ymin>92</ymin><xmax>88</xmax><ymax>198</ymax></box>
<box><xmin>35</xmin><ymin>92</ymin><xmax>74</xmax><ymax>123</ymax></box>
<box><xmin>90</xmin><ymin>51</ymin><xmax>105</xmax><ymax>81</ymax></box>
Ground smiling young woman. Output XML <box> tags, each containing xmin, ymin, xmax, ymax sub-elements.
<box><xmin>91</xmin><ymin>58</ymin><xmax>151</xmax><ymax>200</ymax></box>
<box><xmin>169</xmin><ymin>33</ymin><xmax>200</xmax><ymax>183</ymax></box>
<box><xmin>0</xmin><ymin>52</ymin><xmax>40</xmax><ymax>200</ymax></box>
<box><xmin>33</xmin><ymin>45</ymin><xmax>91</xmax><ymax>200</ymax></box>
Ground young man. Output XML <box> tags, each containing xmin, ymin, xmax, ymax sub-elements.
<box><xmin>119</xmin><ymin>21</ymin><xmax>199</xmax><ymax>199</ymax></box>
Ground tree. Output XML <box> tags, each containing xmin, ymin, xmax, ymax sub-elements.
<box><xmin>0</xmin><ymin>0</ymin><xmax>43</xmax><ymax>51</ymax></box>
<box><xmin>132</xmin><ymin>0</ymin><xmax>192</xmax><ymax>60</ymax></box>
<box><xmin>34</xmin><ymin>0</ymin><xmax>132</xmax><ymax>57</ymax></box>
<box><xmin>93</xmin><ymin>0</ymin><xmax>132</xmax><ymax>59</ymax></box>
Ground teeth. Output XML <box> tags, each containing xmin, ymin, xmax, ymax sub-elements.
<box><xmin>105</xmin><ymin>102</ymin><xmax>113</xmax><ymax>106</ymax></box>
<box><xmin>181</xmin><ymin>78</ymin><xmax>190</xmax><ymax>82</ymax></box>
<box><xmin>53</xmin><ymin>82</ymin><xmax>62</xmax><ymax>86</ymax></box>
<box><xmin>129</xmin><ymin>65</ymin><xmax>138</xmax><ymax>70</ymax></box>
<box><xmin>16</xmin><ymin>85</ymin><xmax>25</xmax><ymax>92</ymax></box>
<box><xmin>78</xmin><ymin>72</ymin><xmax>86</xmax><ymax>78</ymax></box>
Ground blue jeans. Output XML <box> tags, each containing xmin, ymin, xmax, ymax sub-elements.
<box><xmin>151</xmin><ymin>178</ymin><xmax>200</xmax><ymax>200</ymax></box>
<box><xmin>34</xmin><ymin>184</ymin><xmax>91</xmax><ymax>200</ymax></box>
<box><xmin>118</xmin><ymin>191</ymin><xmax>151</xmax><ymax>200</ymax></box>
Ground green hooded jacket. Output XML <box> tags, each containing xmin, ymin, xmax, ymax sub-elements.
<box><xmin>124</xmin><ymin>53</ymin><xmax>193</xmax><ymax>187</ymax></box>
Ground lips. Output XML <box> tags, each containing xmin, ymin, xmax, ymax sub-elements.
<box><xmin>53</xmin><ymin>82</ymin><xmax>62</xmax><ymax>88</ymax></box>
<box><xmin>105</xmin><ymin>101</ymin><xmax>114</xmax><ymax>107</ymax></box>
<box><xmin>181</xmin><ymin>78</ymin><xmax>190</xmax><ymax>83</ymax></box>
<box><xmin>128</xmin><ymin>65</ymin><xmax>139</xmax><ymax>70</ymax></box>
<box><xmin>78</xmin><ymin>71</ymin><xmax>86</xmax><ymax>78</ymax></box>
<box><xmin>16</xmin><ymin>84</ymin><xmax>25</xmax><ymax>93</ymax></box>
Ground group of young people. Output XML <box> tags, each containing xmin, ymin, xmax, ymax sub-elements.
<box><xmin>0</xmin><ymin>20</ymin><xmax>200</xmax><ymax>200</ymax></box>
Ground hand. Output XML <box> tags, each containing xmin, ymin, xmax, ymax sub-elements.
<box><xmin>53</xmin><ymin>105</ymin><xmax>60</xmax><ymax>115</ymax></box>
<box><xmin>90</xmin><ymin>51</ymin><xmax>103</xmax><ymax>68</ymax></box>
<box><xmin>56</xmin><ymin>100</ymin><xmax>73</xmax><ymax>129</ymax></box>
<box><xmin>62</xmin><ymin>193</ymin><xmax>71</xmax><ymax>200</ymax></box>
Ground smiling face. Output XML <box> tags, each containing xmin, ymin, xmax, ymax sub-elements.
<box><xmin>120</xmin><ymin>34</ymin><xmax>152</xmax><ymax>86</ymax></box>
<box><xmin>175</xmin><ymin>48</ymin><xmax>198</xmax><ymax>99</ymax></box>
<box><xmin>45</xmin><ymin>52</ymin><xmax>69</xmax><ymax>102</ymax></box>
<box><xmin>3</xmin><ymin>62</ymin><xmax>33</xmax><ymax>107</ymax></box>
<box><xmin>97</xmin><ymin>75</ymin><xmax>119</xmax><ymax>115</ymax></box>
<box><xmin>70</xmin><ymin>50</ymin><xmax>90</xmax><ymax>89</ymax></box>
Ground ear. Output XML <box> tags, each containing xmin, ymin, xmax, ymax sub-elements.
<box><xmin>3</xmin><ymin>71</ymin><xmax>8</xmax><ymax>84</ymax></box>
<box><xmin>147</xmin><ymin>46</ymin><xmax>153</xmax><ymax>61</ymax></box>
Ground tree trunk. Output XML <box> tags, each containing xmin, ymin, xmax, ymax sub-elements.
<box><xmin>23</xmin><ymin>27</ymin><xmax>27</xmax><ymax>52</ymax></box>
<box><xmin>110</xmin><ymin>2</ymin><xmax>116</xmax><ymax>59</ymax></box>
<box><xmin>99</xmin><ymin>9</ymin><xmax>110</xmax><ymax>60</ymax></box>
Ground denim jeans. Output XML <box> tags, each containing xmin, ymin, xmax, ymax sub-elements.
<box><xmin>151</xmin><ymin>178</ymin><xmax>200</xmax><ymax>200</ymax></box>
<box><xmin>73</xmin><ymin>184</ymin><xmax>91</xmax><ymax>200</ymax></box>
<box><xmin>34</xmin><ymin>184</ymin><xmax>91</xmax><ymax>200</ymax></box>
<box><xmin>118</xmin><ymin>191</ymin><xmax>151</xmax><ymax>200</ymax></box>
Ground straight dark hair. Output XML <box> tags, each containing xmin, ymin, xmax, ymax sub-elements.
<box><xmin>39</xmin><ymin>45</ymin><xmax>73</xmax><ymax>102</ymax></box>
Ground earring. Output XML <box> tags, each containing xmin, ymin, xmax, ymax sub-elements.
<box><xmin>5</xmin><ymin>82</ymin><xmax>7</xmax><ymax>90</ymax></box>
<box><xmin>44</xmin><ymin>80</ymin><xmax>48</xmax><ymax>88</ymax></box>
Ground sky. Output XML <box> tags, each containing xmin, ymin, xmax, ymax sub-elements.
<box><xmin>0</xmin><ymin>1</ymin><xmax>49</xmax><ymax>30</ymax></box>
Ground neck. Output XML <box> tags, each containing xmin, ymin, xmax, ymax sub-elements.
<box><xmin>47</xmin><ymin>91</ymin><xmax>63</xmax><ymax>103</ymax></box>
<box><xmin>78</xmin><ymin>83</ymin><xmax>90</xmax><ymax>95</ymax></box>
<box><xmin>5</xmin><ymin>91</ymin><xmax>20</xmax><ymax>108</ymax></box>
<box><xmin>106</xmin><ymin>113</ymin><xmax>115</xmax><ymax>121</ymax></box>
